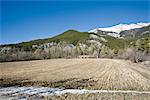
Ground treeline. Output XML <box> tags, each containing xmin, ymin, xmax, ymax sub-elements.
<box><xmin>0</xmin><ymin>38</ymin><xmax>150</xmax><ymax>63</ymax></box>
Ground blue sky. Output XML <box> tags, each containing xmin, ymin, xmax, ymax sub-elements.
<box><xmin>1</xmin><ymin>0</ymin><xmax>150</xmax><ymax>44</ymax></box>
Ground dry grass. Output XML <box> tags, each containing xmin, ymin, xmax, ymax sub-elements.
<box><xmin>0</xmin><ymin>58</ymin><xmax>150</xmax><ymax>91</ymax></box>
<box><xmin>48</xmin><ymin>92</ymin><xmax>150</xmax><ymax>100</ymax></box>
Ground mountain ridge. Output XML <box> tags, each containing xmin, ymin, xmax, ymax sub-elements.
<box><xmin>1</xmin><ymin>22</ymin><xmax>150</xmax><ymax>50</ymax></box>
<box><xmin>89</xmin><ymin>22</ymin><xmax>150</xmax><ymax>35</ymax></box>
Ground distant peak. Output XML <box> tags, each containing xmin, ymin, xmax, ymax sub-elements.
<box><xmin>89</xmin><ymin>22</ymin><xmax>150</xmax><ymax>34</ymax></box>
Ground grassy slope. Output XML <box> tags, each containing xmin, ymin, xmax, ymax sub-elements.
<box><xmin>6</xmin><ymin>30</ymin><xmax>90</xmax><ymax>48</ymax></box>
<box><xmin>47</xmin><ymin>30</ymin><xmax>90</xmax><ymax>45</ymax></box>
<box><xmin>93</xmin><ymin>32</ymin><xmax>134</xmax><ymax>49</ymax></box>
<box><xmin>103</xmin><ymin>36</ymin><xmax>134</xmax><ymax>49</ymax></box>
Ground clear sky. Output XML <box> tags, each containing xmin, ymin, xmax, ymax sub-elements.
<box><xmin>1</xmin><ymin>0</ymin><xmax>150</xmax><ymax>44</ymax></box>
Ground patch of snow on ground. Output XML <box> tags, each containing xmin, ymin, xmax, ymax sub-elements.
<box><xmin>1</xmin><ymin>87</ymin><xmax>150</xmax><ymax>96</ymax></box>
<box><xmin>1</xmin><ymin>87</ymin><xmax>150</xmax><ymax>99</ymax></box>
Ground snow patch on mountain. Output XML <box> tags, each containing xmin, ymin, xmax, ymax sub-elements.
<box><xmin>89</xmin><ymin>29</ymin><xmax>99</xmax><ymax>33</ymax></box>
<box><xmin>107</xmin><ymin>32</ymin><xmax>120</xmax><ymax>38</ymax></box>
<box><xmin>89</xmin><ymin>22</ymin><xmax>150</xmax><ymax>34</ymax></box>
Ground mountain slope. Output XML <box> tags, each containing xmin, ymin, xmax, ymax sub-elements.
<box><xmin>120</xmin><ymin>25</ymin><xmax>150</xmax><ymax>38</ymax></box>
<box><xmin>49</xmin><ymin>30</ymin><xmax>90</xmax><ymax>45</ymax></box>
<box><xmin>1</xmin><ymin>22</ymin><xmax>149</xmax><ymax>50</ymax></box>
<box><xmin>13</xmin><ymin>30</ymin><xmax>90</xmax><ymax>48</ymax></box>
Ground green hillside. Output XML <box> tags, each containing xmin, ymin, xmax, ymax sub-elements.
<box><xmin>48</xmin><ymin>30</ymin><xmax>90</xmax><ymax>45</ymax></box>
<box><xmin>101</xmin><ymin>36</ymin><xmax>134</xmax><ymax>49</ymax></box>
<box><xmin>11</xmin><ymin>30</ymin><xmax>90</xmax><ymax>48</ymax></box>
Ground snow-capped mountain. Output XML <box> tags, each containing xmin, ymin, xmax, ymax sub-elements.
<box><xmin>89</xmin><ymin>22</ymin><xmax>150</xmax><ymax>34</ymax></box>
